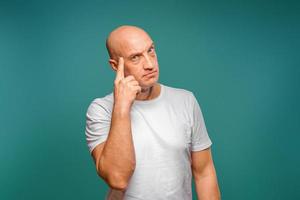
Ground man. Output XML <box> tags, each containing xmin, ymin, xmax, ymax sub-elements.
<box><xmin>85</xmin><ymin>25</ymin><xmax>220</xmax><ymax>200</ymax></box>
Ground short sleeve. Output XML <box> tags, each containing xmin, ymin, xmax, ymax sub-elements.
<box><xmin>85</xmin><ymin>98</ymin><xmax>112</xmax><ymax>154</ymax></box>
<box><xmin>190</xmin><ymin>93</ymin><xmax>212</xmax><ymax>151</ymax></box>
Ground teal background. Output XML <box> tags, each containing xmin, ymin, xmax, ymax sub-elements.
<box><xmin>1</xmin><ymin>0</ymin><xmax>299</xmax><ymax>199</ymax></box>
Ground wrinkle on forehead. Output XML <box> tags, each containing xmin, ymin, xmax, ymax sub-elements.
<box><xmin>106</xmin><ymin>25</ymin><xmax>152</xmax><ymax>59</ymax></box>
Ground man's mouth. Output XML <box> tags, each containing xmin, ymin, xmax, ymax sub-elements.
<box><xmin>143</xmin><ymin>70</ymin><xmax>157</xmax><ymax>77</ymax></box>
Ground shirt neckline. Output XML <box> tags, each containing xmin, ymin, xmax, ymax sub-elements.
<box><xmin>133</xmin><ymin>83</ymin><xmax>164</xmax><ymax>105</ymax></box>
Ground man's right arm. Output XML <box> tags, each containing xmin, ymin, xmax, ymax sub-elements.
<box><xmin>92</xmin><ymin>103</ymin><xmax>135</xmax><ymax>191</ymax></box>
<box><xmin>91</xmin><ymin>57</ymin><xmax>141</xmax><ymax>191</ymax></box>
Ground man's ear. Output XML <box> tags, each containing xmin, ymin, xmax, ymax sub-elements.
<box><xmin>108</xmin><ymin>59</ymin><xmax>118</xmax><ymax>72</ymax></box>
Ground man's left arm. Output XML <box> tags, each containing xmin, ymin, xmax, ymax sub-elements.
<box><xmin>192</xmin><ymin>147</ymin><xmax>221</xmax><ymax>200</ymax></box>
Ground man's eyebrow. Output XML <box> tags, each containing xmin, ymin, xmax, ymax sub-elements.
<box><xmin>128</xmin><ymin>52</ymin><xmax>141</xmax><ymax>58</ymax></box>
<box><xmin>150</xmin><ymin>42</ymin><xmax>155</xmax><ymax>47</ymax></box>
<box><xmin>128</xmin><ymin>42</ymin><xmax>155</xmax><ymax>58</ymax></box>
<box><xmin>149</xmin><ymin>42</ymin><xmax>155</xmax><ymax>49</ymax></box>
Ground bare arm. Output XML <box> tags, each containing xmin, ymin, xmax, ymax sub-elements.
<box><xmin>92</xmin><ymin>104</ymin><xmax>135</xmax><ymax>191</ymax></box>
<box><xmin>192</xmin><ymin>148</ymin><xmax>221</xmax><ymax>200</ymax></box>
<box><xmin>92</xmin><ymin>57</ymin><xmax>141</xmax><ymax>191</ymax></box>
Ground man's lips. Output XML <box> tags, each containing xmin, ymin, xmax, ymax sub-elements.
<box><xmin>143</xmin><ymin>70</ymin><xmax>157</xmax><ymax>77</ymax></box>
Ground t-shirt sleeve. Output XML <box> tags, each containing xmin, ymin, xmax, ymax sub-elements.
<box><xmin>85</xmin><ymin>99</ymin><xmax>111</xmax><ymax>154</ymax></box>
<box><xmin>190</xmin><ymin>93</ymin><xmax>212</xmax><ymax>151</ymax></box>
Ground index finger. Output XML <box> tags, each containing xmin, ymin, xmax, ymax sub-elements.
<box><xmin>115</xmin><ymin>57</ymin><xmax>124</xmax><ymax>82</ymax></box>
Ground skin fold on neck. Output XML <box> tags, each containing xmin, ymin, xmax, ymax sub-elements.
<box><xmin>135</xmin><ymin>83</ymin><xmax>161</xmax><ymax>101</ymax></box>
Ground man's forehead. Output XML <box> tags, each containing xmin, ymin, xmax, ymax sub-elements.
<box><xmin>107</xmin><ymin>26</ymin><xmax>153</xmax><ymax>57</ymax></box>
<box><xmin>120</xmin><ymin>37</ymin><xmax>153</xmax><ymax>57</ymax></box>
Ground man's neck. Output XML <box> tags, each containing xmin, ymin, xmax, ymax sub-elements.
<box><xmin>135</xmin><ymin>83</ymin><xmax>160</xmax><ymax>101</ymax></box>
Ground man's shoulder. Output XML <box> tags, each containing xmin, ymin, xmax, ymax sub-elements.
<box><xmin>91</xmin><ymin>92</ymin><xmax>114</xmax><ymax>105</ymax></box>
<box><xmin>86</xmin><ymin>92</ymin><xmax>114</xmax><ymax>116</ymax></box>
<box><xmin>161</xmin><ymin>84</ymin><xmax>197</xmax><ymax>116</ymax></box>
<box><xmin>162</xmin><ymin>84</ymin><xmax>194</xmax><ymax>100</ymax></box>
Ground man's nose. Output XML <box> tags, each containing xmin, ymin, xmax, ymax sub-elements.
<box><xmin>143</xmin><ymin>54</ymin><xmax>154</xmax><ymax>69</ymax></box>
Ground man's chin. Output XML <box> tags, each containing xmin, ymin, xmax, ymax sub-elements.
<box><xmin>140</xmin><ymin>76</ymin><xmax>159</xmax><ymax>87</ymax></box>
<box><xmin>140</xmin><ymin>81</ymin><xmax>158</xmax><ymax>91</ymax></box>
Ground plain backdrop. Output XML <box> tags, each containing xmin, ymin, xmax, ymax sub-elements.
<box><xmin>0</xmin><ymin>0</ymin><xmax>299</xmax><ymax>199</ymax></box>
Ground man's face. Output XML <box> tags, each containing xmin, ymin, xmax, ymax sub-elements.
<box><xmin>116</xmin><ymin>32</ymin><xmax>159</xmax><ymax>88</ymax></box>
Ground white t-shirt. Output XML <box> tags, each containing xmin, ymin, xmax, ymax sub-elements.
<box><xmin>85</xmin><ymin>83</ymin><xmax>212</xmax><ymax>200</ymax></box>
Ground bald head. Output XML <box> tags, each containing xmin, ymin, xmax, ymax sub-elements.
<box><xmin>106</xmin><ymin>25</ymin><xmax>152</xmax><ymax>59</ymax></box>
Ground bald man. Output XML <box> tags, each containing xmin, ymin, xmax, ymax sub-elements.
<box><xmin>85</xmin><ymin>25</ymin><xmax>220</xmax><ymax>200</ymax></box>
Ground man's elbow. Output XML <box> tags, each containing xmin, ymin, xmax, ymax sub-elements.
<box><xmin>97</xmin><ymin>165</ymin><xmax>135</xmax><ymax>191</ymax></box>
<box><xmin>95</xmin><ymin>156</ymin><xmax>135</xmax><ymax>190</ymax></box>
<box><xmin>107</xmin><ymin>175</ymin><xmax>129</xmax><ymax>190</ymax></box>
<box><xmin>104</xmin><ymin>171</ymin><xmax>133</xmax><ymax>190</ymax></box>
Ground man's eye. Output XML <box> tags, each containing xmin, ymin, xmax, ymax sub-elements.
<box><xmin>148</xmin><ymin>47</ymin><xmax>155</xmax><ymax>53</ymax></box>
<box><xmin>131</xmin><ymin>55</ymin><xmax>139</xmax><ymax>61</ymax></box>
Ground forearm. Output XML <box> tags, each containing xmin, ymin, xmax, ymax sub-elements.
<box><xmin>99</xmin><ymin>103</ymin><xmax>136</xmax><ymax>188</ymax></box>
<box><xmin>194</xmin><ymin>169</ymin><xmax>221</xmax><ymax>200</ymax></box>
